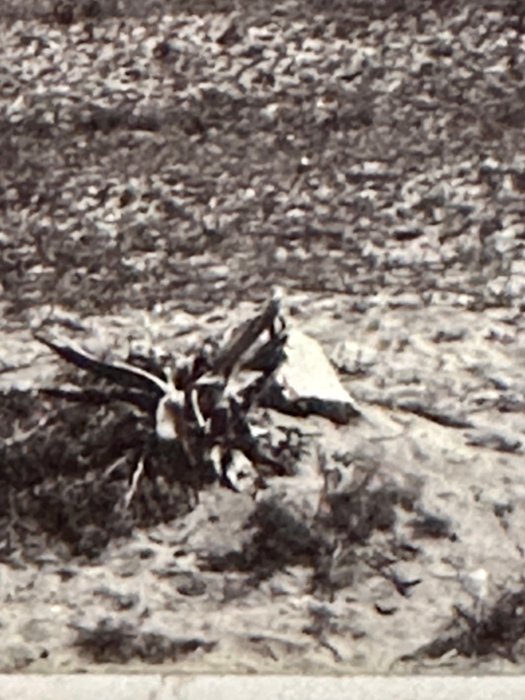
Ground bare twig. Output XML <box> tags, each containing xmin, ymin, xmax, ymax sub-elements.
<box><xmin>124</xmin><ymin>455</ymin><xmax>146</xmax><ymax>509</ymax></box>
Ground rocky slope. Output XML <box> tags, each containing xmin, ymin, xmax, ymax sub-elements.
<box><xmin>1</xmin><ymin>0</ymin><xmax>525</xmax><ymax>673</ymax></box>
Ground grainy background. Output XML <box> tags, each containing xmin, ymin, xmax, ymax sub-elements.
<box><xmin>2</xmin><ymin>0</ymin><xmax>524</xmax><ymax>317</ymax></box>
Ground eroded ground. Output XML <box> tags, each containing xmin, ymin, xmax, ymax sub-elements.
<box><xmin>1</xmin><ymin>0</ymin><xmax>525</xmax><ymax>674</ymax></box>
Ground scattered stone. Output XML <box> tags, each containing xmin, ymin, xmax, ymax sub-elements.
<box><xmin>397</xmin><ymin>400</ymin><xmax>474</xmax><ymax>430</ymax></box>
<box><xmin>19</xmin><ymin>619</ymin><xmax>50</xmax><ymax>643</ymax></box>
<box><xmin>175</xmin><ymin>573</ymin><xmax>207</xmax><ymax>597</ymax></box>
<box><xmin>94</xmin><ymin>586</ymin><xmax>139</xmax><ymax>611</ymax></box>
<box><xmin>330</xmin><ymin>339</ymin><xmax>377</xmax><ymax>377</ymax></box>
<box><xmin>464</xmin><ymin>430</ymin><xmax>522</xmax><ymax>454</ymax></box>
<box><xmin>4</xmin><ymin>642</ymin><xmax>35</xmax><ymax>671</ymax></box>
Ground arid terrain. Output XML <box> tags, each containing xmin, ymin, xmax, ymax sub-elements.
<box><xmin>1</xmin><ymin>0</ymin><xmax>525</xmax><ymax>674</ymax></box>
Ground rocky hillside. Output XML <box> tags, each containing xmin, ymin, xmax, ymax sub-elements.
<box><xmin>1</xmin><ymin>0</ymin><xmax>525</xmax><ymax>674</ymax></box>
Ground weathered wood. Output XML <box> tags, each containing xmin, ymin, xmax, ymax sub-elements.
<box><xmin>39</xmin><ymin>386</ymin><xmax>157</xmax><ymax>413</ymax></box>
<box><xmin>33</xmin><ymin>297</ymin><xmax>288</xmax><ymax>493</ymax></box>
<box><xmin>33</xmin><ymin>294</ymin><xmax>358</xmax><ymax>496</ymax></box>
<box><xmin>34</xmin><ymin>333</ymin><xmax>168</xmax><ymax>398</ymax></box>
<box><xmin>208</xmin><ymin>295</ymin><xmax>283</xmax><ymax>378</ymax></box>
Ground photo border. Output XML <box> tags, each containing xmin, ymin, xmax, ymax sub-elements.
<box><xmin>1</xmin><ymin>675</ymin><xmax>524</xmax><ymax>700</ymax></box>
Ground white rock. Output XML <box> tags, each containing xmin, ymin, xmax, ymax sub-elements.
<box><xmin>461</xmin><ymin>568</ymin><xmax>490</xmax><ymax>603</ymax></box>
<box><xmin>331</xmin><ymin>339</ymin><xmax>377</xmax><ymax>375</ymax></box>
<box><xmin>273</xmin><ymin>328</ymin><xmax>360</xmax><ymax>423</ymax></box>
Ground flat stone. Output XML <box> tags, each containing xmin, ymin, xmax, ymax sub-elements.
<box><xmin>265</xmin><ymin>328</ymin><xmax>360</xmax><ymax>424</ymax></box>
